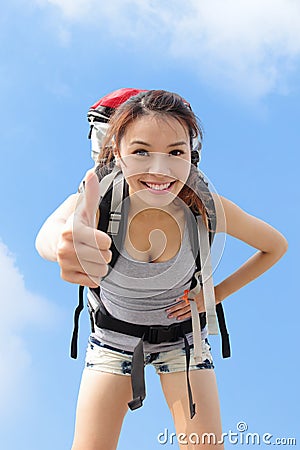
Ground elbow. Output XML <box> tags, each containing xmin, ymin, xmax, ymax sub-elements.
<box><xmin>282</xmin><ymin>236</ymin><xmax>289</xmax><ymax>253</ymax></box>
<box><xmin>264</xmin><ymin>235</ymin><xmax>288</xmax><ymax>259</ymax></box>
<box><xmin>275</xmin><ymin>237</ymin><xmax>288</xmax><ymax>264</ymax></box>
<box><xmin>35</xmin><ymin>231</ymin><xmax>43</xmax><ymax>257</ymax></box>
<box><xmin>278</xmin><ymin>233</ymin><xmax>289</xmax><ymax>256</ymax></box>
<box><xmin>35</xmin><ymin>231</ymin><xmax>57</xmax><ymax>262</ymax></box>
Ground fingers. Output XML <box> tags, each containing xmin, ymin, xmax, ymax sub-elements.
<box><xmin>71</xmin><ymin>228</ymin><xmax>112</xmax><ymax>281</ymax></box>
<box><xmin>57</xmin><ymin>238</ymin><xmax>111</xmax><ymax>282</ymax></box>
<box><xmin>72</xmin><ymin>226</ymin><xmax>112</xmax><ymax>251</ymax></box>
<box><xmin>60</xmin><ymin>268</ymin><xmax>105</xmax><ymax>288</ymax></box>
<box><xmin>166</xmin><ymin>293</ymin><xmax>205</xmax><ymax>320</ymax></box>
<box><xmin>176</xmin><ymin>311</ymin><xmax>192</xmax><ymax>320</ymax></box>
<box><xmin>166</xmin><ymin>299</ymin><xmax>191</xmax><ymax>320</ymax></box>
<box><xmin>58</xmin><ymin>245</ymin><xmax>112</xmax><ymax>268</ymax></box>
<box><xmin>76</xmin><ymin>171</ymin><xmax>101</xmax><ymax>228</ymax></box>
<box><xmin>72</xmin><ymin>170</ymin><xmax>112</xmax><ymax>252</ymax></box>
<box><xmin>58</xmin><ymin>170</ymin><xmax>112</xmax><ymax>285</ymax></box>
<box><xmin>76</xmin><ymin>246</ymin><xmax>112</xmax><ymax>265</ymax></box>
<box><xmin>57</xmin><ymin>172</ymin><xmax>115</xmax><ymax>286</ymax></box>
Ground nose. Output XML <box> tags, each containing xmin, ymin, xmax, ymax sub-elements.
<box><xmin>147</xmin><ymin>153</ymin><xmax>171</xmax><ymax>176</ymax></box>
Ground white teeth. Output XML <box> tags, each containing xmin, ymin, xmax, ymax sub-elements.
<box><xmin>145</xmin><ymin>182</ymin><xmax>171</xmax><ymax>190</ymax></box>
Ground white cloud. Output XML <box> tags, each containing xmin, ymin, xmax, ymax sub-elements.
<box><xmin>0</xmin><ymin>241</ymin><xmax>59</xmax><ymax>418</ymax></box>
<box><xmin>169</xmin><ymin>0</ymin><xmax>300</xmax><ymax>99</ymax></box>
<box><xmin>35</xmin><ymin>0</ymin><xmax>300</xmax><ymax>100</ymax></box>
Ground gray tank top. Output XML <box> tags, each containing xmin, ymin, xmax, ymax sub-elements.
<box><xmin>89</xmin><ymin>225</ymin><xmax>208</xmax><ymax>353</ymax></box>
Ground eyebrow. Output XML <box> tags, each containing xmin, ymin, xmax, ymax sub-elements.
<box><xmin>167</xmin><ymin>141</ymin><xmax>188</xmax><ymax>147</ymax></box>
<box><xmin>129</xmin><ymin>140</ymin><xmax>151</xmax><ymax>146</ymax></box>
<box><xmin>129</xmin><ymin>140</ymin><xmax>188</xmax><ymax>147</ymax></box>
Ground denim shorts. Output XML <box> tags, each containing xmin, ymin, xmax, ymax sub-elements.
<box><xmin>85</xmin><ymin>336</ymin><xmax>214</xmax><ymax>375</ymax></box>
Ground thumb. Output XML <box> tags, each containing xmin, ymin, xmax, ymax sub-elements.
<box><xmin>78</xmin><ymin>171</ymin><xmax>100</xmax><ymax>228</ymax></box>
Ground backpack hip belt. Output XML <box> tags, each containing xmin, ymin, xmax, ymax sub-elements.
<box><xmin>81</xmin><ymin>294</ymin><xmax>230</xmax><ymax>419</ymax></box>
<box><xmin>94</xmin><ymin>307</ymin><xmax>207</xmax><ymax>418</ymax></box>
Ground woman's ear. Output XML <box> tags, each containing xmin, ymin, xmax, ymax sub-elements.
<box><xmin>113</xmin><ymin>147</ymin><xmax>121</xmax><ymax>167</ymax></box>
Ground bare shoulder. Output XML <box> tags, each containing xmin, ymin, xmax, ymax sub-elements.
<box><xmin>211</xmin><ymin>193</ymin><xmax>249</xmax><ymax>235</ymax></box>
<box><xmin>211</xmin><ymin>193</ymin><xmax>288</xmax><ymax>252</ymax></box>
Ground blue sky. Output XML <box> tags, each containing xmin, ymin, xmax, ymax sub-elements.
<box><xmin>0</xmin><ymin>1</ymin><xmax>299</xmax><ymax>449</ymax></box>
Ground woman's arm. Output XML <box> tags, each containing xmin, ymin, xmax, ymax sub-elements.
<box><xmin>35</xmin><ymin>193</ymin><xmax>80</xmax><ymax>262</ymax></box>
<box><xmin>35</xmin><ymin>167</ymin><xmax>98</xmax><ymax>262</ymax></box>
<box><xmin>213</xmin><ymin>194</ymin><xmax>288</xmax><ymax>303</ymax></box>
<box><xmin>167</xmin><ymin>194</ymin><xmax>288</xmax><ymax>320</ymax></box>
<box><xmin>35</xmin><ymin>172</ymin><xmax>110</xmax><ymax>287</ymax></box>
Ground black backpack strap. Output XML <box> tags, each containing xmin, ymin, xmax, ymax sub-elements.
<box><xmin>70</xmin><ymin>168</ymin><xmax>124</xmax><ymax>359</ymax></box>
<box><xmin>95</xmin><ymin>308</ymin><xmax>207</xmax><ymax>341</ymax></box>
<box><xmin>127</xmin><ymin>333</ymin><xmax>196</xmax><ymax>419</ymax></box>
<box><xmin>216</xmin><ymin>303</ymin><xmax>231</xmax><ymax>358</ymax></box>
<box><xmin>127</xmin><ymin>337</ymin><xmax>146</xmax><ymax>411</ymax></box>
<box><xmin>70</xmin><ymin>285</ymin><xmax>85</xmax><ymax>359</ymax></box>
<box><xmin>183</xmin><ymin>334</ymin><xmax>196</xmax><ymax>419</ymax></box>
<box><xmin>97</xmin><ymin>173</ymin><xmax>129</xmax><ymax>269</ymax></box>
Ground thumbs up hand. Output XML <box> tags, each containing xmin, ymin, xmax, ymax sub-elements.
<box><xmin>57</xmin><ymin>171</ymin><xmax>112</xmax><ymax>287</ymax></box>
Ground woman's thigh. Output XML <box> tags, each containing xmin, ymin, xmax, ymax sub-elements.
<box><xmin>71</xmin><ymin>369</ymin><xmax>132</xmax><ymax>450</ymax></box>
<box><xmin>160</xmin><ymin>369</ymin><xmax>224</xmax><ymax>450</ymax></box>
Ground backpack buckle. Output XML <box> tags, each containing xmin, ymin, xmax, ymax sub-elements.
<box><xmin>128</xmin><ymin>396</ymin><xmax>144</xmax><ymax>410</ymax></box>
<box><xmin>147</xmin><ymin>324</ymin><xmax>181</xmax><ymax>344</ymax></box>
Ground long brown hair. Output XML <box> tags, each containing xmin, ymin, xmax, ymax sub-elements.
<box><xmin>97</xmin><ymin>90</ymin><xmax>212</xmax><ymax>231</ymax></box>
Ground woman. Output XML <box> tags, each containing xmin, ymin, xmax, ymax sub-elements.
<box><xmin>36</xmin><ymin>90</ymin><xmax>288</xmax><ymax>450</ymax></box>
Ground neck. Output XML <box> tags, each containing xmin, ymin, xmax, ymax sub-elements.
<box><xmin>128</xmin><ymin>190</ymin><xmax>181</xmax><ymax>219</ymax></box>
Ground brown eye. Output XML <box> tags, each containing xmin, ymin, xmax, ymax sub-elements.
<box><xmin>133</xmin><ymin>149</ymin><xmax>149</xmax><ymax>156</ymax></box>
<box><xmin>169</xmin><ymin>149</ymin><xmax>184</xmax><ymax>156</ymax></box>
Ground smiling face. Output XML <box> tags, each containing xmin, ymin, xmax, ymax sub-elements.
<box><xmin>116</xmin><ymin>114</ymin><xmax>192</xmax><ymax>207</ymax></box>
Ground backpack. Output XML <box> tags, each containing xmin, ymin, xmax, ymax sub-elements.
<box><xmin>87</xmin><ymin>88</ymin><xmax>148</xmax><ymax>163</ymax></box>
<box><xmin>71</xmin><ymin>88</ymin><xmax>231</xmax><ymax>419</ymax></box>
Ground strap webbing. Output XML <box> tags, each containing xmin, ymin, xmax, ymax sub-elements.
<box><xmin>107</xmin><ymin>172</ymin><xmax>124</xmax><ymax>236</ymax></box>
<box><xmin>183</xmin><ymin>334</ymin><xmax>196</xmax><ymax>419</ymax></box>
<box><xmin>127</xmin><ymin>337</ymin><xmax>146</xmax><ymax>411</ymax></box>
<box><xmin>98</xmin><ymin>166</ymin><xmax>120</xmax><ymax>201</ymax></box>
<box><xmin>197</xmin><ymin>215</ymin><xmax>218</xmax><ymax>335</ymax></box>
<box><xmin>127</xmin><ymin>334</ymin><xmax>195</xmax><ymax>419</ymax></box>
<box><xmin>70</xmin><ymin>285</ymin><xmax>84</xmax><ymax>359</ymax></box>
<box><xmin>189</xmin><ymin>213</ymin><xmax>231</xmax><ymax>359</ymax></box>
<box><xmin>216</xmin><ymin>303</ymin><xmax>231</xmax><ymax>358</ymax></box>
<box><xmin>189</xmin><ymin>298</ymin><xmax>203</xmax><ymax>363</ymax></box>
<box><xmin>95</xmin><ymin>309</ymin><xmax>207</xmax><ymax>341</ymax></box>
